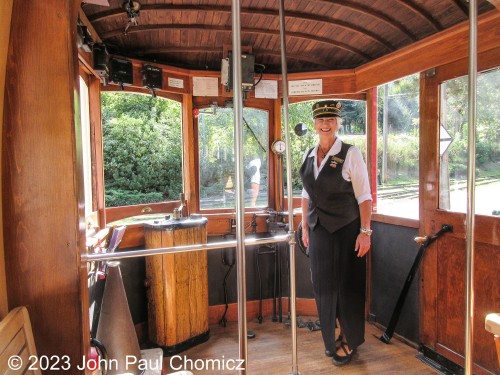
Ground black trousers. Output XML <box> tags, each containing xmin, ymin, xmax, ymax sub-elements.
<box><xmin>308</xmin><ymin>217</ymin><xmax>366</xmax><ymax>352</ymax></box>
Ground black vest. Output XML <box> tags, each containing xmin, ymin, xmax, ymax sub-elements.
<box><xmin>299</xmin><ymin>142</ymin><xmax>359</xmax><ymax>234</ymax></box>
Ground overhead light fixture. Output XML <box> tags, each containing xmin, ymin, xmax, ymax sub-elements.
<box><xmin>122</xmin><ymin>0</ymin><xmax>141</xmax><ymax>35</ymax></box>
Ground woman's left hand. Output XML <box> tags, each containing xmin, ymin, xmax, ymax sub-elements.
<box><xmin>355</xmin><ymin>233</ymin><xmax>371</xmax><ymax>257</ymax></box>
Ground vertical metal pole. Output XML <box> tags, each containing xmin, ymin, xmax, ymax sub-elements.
<box><xmin>278</xmin><ymin>1</ymin><xmax>300</xmax><ymax>374</ymax></box>
<box><xmin>465</xmin><ymin>1</ymin><xmax>477</xmax><ymax>374</ymax></box>
<box><xmin>231</xmin><ymin>1</ymin><xmax>248</xmax><ymax>373</ymax></box>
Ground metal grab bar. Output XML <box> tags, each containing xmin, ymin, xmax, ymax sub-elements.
<box><xmin>81</xmin><ymin>234</ymin><xmax>290</xmax><ymax>262</ymax></box>
<box><xmin>465</xmin><ymin>1</ymin><xmax>477</xmax><ymax>374</ymax></box>
<box><xmin>278</xmin><ymin>1</ymin><xmax>300</xmax><ymax>373</ymax></box>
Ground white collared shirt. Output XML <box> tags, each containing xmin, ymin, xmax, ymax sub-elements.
<box><xmin>301</xmin><ymin>137</ymin><xmax>372</xmax><ymax>204</ymax></box>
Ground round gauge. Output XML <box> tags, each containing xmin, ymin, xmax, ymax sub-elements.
<box><xmin>272</xmin><ymin>140</ymin><xmax>286</xmax><ymax>154</ymax></box>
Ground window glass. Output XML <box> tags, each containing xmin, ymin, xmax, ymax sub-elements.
<box><xmin>101</xmin><ymin>92</ymin><xmax>183</xmax><ymax>207</ymax></box>
<box><xmin>439</xmin><ymin>68</ymin><xmax>500</xmax><ymax>216</ymax></box>
<box><xmin>287</xmin><ymin>100</ymin><xmax>367</xmax><ymax>197</ymax></box>
<box><xmin>198</xmin><ymin>107</ymin><xmax>269</xmax><ymax>209</ymax></box>
<box><xmin>377</xmin><ymin>74</ymin><xmax>420</xmax><ymax>219</ymax></box>
<box><xmin>79</xmin><ymin>76</ymin><xmax>93</xmax><ymax>217</ymax></box>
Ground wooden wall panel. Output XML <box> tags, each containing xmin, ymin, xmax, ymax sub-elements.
<box><xmin>0</xmin><ymin>0</ymin><xmax>13</xmax><ymax>320</ymax></box>
<box><xmin>437</xmin><ymin>237</ymin><xmax>500</xmax><ymax>374</ymax></box>
<box><xmin>419</xmin><ymin>37</ymin><xmax>500</xmax><ymax>372</ymax></box>
<box><xmin>288</xmin><ymin>69</ymin><xmax>358</xmax><ymax>95</ymax></box>
<box><xmin>2</xmin><ymin>1</ymin><xmax>86</xmax><ymax>372</ymax></box>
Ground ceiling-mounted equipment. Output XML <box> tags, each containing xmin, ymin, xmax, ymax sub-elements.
<box><xmin>142</xmin><ymin>65</ymin><xmax>162</xmax><ymax>97</ymax></box>
<box><xmin>109</xmin><ymin>58</ymin><xmax>133</xmax><ymax>90</ymax></box>
<box><xmin>92</xmin><ymin>44</ymin><xmax>109</xmax><ymax>85</ymax></box>
<box><xmin>222</xmin><ymin>52</ymin><xmax>255</xmax><ymax>93</ymax></box>
<box><xmin>77</xmin><ymin>21</ymin><xmax>94</xmax><ymax>52</ymax></box>
<box><xmin>122</xmin><ymin>0</ymin><xmax>141</xmax><ymax>35</ymax></box>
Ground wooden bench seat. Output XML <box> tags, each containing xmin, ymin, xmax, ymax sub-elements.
<box><xmin>485</xmin><ymin>313</ymin><xmax>500</xmax><ymax>368</ymax></box>
<box><xmin>0</xmin><ymin>307</ymin><xmax>41</xmax><ymax>375</ymax></box>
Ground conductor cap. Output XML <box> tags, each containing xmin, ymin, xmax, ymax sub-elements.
<box><xmin>312</xmin><ymin>100</ymin><xmax>342</xmax><ymax>119</ymax></box>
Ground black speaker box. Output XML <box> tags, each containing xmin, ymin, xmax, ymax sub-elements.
<box><xmin>142</xmin><ymin>65</ymin><xmax>163</xmax><ymax>89</ymax></box>
<box><xmin>109</xmin><ymin>58</ymin><xmax>134</xmax><ymax>86</ymax></box>
<box><xmin>226</xmin><ymin>52</ymin><xmax>255</xmax><ymax>92</ymax></box>
<box><xmin>92</xmin><ymin>44</ymin><xmax>109</xmax><ymax>77</ymax></box>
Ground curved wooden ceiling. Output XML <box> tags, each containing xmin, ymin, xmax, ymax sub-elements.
<box><xmin>81</xmin><ymin>0</ymin><xmax>495</xmax><ymax>74</ymax></box>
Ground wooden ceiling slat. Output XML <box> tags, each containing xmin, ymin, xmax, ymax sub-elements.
<box><xmin>448</xmin><ymin>0</ymin><xmax>469</xmax><ymax>16</ymax></box>
<box><xmin>89</xmin><ymin>1</ymin><xmax>417</xmax><ymax>44</ymax></box>
<box><xmin>102</xmin><ymin>24</ymin><xmax>373</xmax><ymax>61</ymax></box>
<box><xmin>395</xmin><ymin>0</ymin><xmax>443</xmax><ymax>31</ymax></box>
<box><xmin>321</xmin><ymin>0</ymin><xmax>417</xmax><ymax>42</ymax></box>
<box><xmin>82</xmin><ymin>0</ymin><xmax>496</xmax><ymax>74</ymax></box>
<box><xmin>89</xmin><ymin>4</ymin><xmax>396</xmax><ymax>51</ymax></box>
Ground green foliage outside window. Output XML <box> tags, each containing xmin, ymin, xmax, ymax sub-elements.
<box><xmin>443</xmin><ymin>70</ymin><xmax>500</xmax><ymax>177</ymax></box>
<box><xmin>101</xmin><ymin>92</ymin><xmax>183</xmax><ymax>207</ymax></box>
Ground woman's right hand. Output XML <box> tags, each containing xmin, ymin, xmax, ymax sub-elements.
<box><xmin>301</xmin><ymin>224</ymin><xmax>309</xmax><ymax>248</ymax></box>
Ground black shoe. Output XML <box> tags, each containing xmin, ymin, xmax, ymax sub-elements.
<box><xmin>332</xmin><ymin>342</ymin><xmax>355</xmax><ymax>366</ymax></box>
<box><xmin>326</xmin><ymin>333</ymin><xmax>344</xmax><ymax>357</ymax></box>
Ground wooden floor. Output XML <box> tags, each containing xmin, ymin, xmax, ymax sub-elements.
<box><xmin>162</xmin><ymin>317</ymin><xmax>439</xmax><ymax>374</ymax></box>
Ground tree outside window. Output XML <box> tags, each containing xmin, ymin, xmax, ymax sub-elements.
<box><xmin>101</xmin><ymin>92</ymin><xmax>183</xmax><ymax>208</ymax></box>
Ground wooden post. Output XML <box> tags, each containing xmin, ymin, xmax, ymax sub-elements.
<box><xmin>145</xmin><ymin>219</ymin><xmax>209</xmax><ymax>354</ymax></box>
<box><xmin>0</xmin><ymin>0</ymin><xmax>14</xmax><ymax>320</ymax></box>
<box><xmin>182</xmin><ymin>93</ymin><xmax>197</xmax><ymax>213</ymax></box>
<box><xmin>3</xmin><ymin>0</ymin><xmax>88</xmax><ymax>372</ymax></box>
<box><xmin>366</xmin><ymin>87</ymin><xmax>378</xmax><ymax>211</ymax></box>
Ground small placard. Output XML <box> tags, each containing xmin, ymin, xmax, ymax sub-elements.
<box><xmin>289</xmin><ymin>79</ymin><xmax>323</xmax><ymax>96</ymax></box>
<box><xmin>193</xmin><ymin>77</ymin><xmax>219</xmax><ymax>96</ymax></box>
<box><xmin>255</xmin><ymin>79</ymin><xmax>278</xmax><ymax>99</ymax></box>
<box><xmin>168</xmin><ymin>77</ymin><xmax>184</xmax><ymax>89</ymax></box>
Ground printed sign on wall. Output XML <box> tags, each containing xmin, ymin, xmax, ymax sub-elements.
<box><xmin>289</xmin><ymin>79</ymin><xmax>323</xmax><ymax>95</ymax></box>
<box><xmin>255</xmin><ymin>80</ymin><xmax>278</xmax><ymax>99</ymax></box>
<box><xmin>193</xmin><ymin>77</ymin><xmax>219</xmax><ymax>96</ymax></box>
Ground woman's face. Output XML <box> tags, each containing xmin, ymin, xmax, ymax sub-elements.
<box><xmin>314</xmin><ymin>117</ymin><xmax>340</xmax><ymax>138</ymax></box>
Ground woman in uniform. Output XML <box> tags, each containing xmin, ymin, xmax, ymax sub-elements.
<box><xmin>299</xmin><ymin>100</ymin><xmax>372</xmax><ymax>366</ymax></box>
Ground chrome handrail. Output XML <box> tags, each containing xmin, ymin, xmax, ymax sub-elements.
<box><xmin>81</xmin><ymin>234</ymin><xmax>290</xmax><ymax>262</ymax></box>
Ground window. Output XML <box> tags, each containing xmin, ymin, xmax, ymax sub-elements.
<box><xmin>101</xmin><ymin>92</ymin><xmax>183</xmax><ymax>208</ymax></box>
<box><xmin>198</xmin><ymin>107</ymin><xmax>269</xmax><ymax>210</ymax></box>
<box><xmin>79</xmin><ymin>76</ymin><xmax>93</xmax><ymax>218</ymax></box>
<box><xmin>439</xmin><ymin>68</ymin><xmax>500</xmax><ymax>216</ymax></box>
<box><xmin>376</xmin><ymin>74</ymin><xmax>420</xmax><ymax>219</ymax></box>
<box><xmin>287</xmin><ymin>99</ymin><xmax>367</xmax><ymax>198</ymax></box>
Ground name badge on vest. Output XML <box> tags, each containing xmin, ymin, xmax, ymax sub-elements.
<box><xmin>330</xmin><ymin>156</ymin><xmax>345</xmax><ymax>168</ymax></box>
